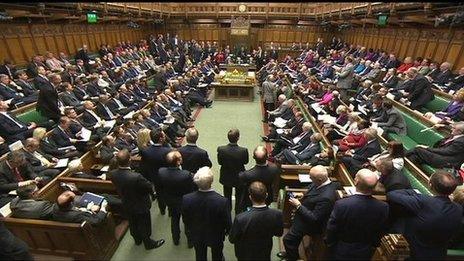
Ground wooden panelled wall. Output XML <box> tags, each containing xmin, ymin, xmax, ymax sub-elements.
<box><xmin>337</xmin><ymin>27</ymin><xmax>464</xmax><ymax>72</ymax></box>
<box><xmin>160</xmin><ymin>24</ymin><xmax>331</xmax><ymax>49</ymax></box>
<box><xmin>0</xmin><ymin>23</ymin><xmax>149</xmax><ymax>66</ymax></box>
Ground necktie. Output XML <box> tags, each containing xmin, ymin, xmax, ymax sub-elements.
<box><xmin>33</xmin><ymin>151</ymin><xmax>51</xmax><ymax>166</ymax></box>
<box><xmin>13</xmin><ymin>167</ymin><xmax>24</xmax><ymax>182</ymax></box>
<box><xmin>104</xmin><ymin>105</ymin><xmax>115</xmax><ymax>118</ymax></box>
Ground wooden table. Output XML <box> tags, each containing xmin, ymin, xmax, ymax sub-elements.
<box><xmin>213</xmin><ymin>82</ymin><xmax>255</xmax><ymax>101</ymax></box>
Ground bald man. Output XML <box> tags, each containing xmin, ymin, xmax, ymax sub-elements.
<box><xmin>325</xmin><ymin>169</ymin><xmax>389</xmax><ymax>260</ymax></box>
<box><xmin>52</xmin><ymin>191</ymin><xmax>107</xmax><ymax>226</ymax></box>
<box><xmin>158</xmin><ymin>151</ymin><xmax>195</xmax><ymax>245</ymax></box>
<box><xmin>237</xmin><ymin>146</ymin><xmax>281</xmax><ymax>213</ymax></box>
<box><xmin>279</xmin><ymin>165</ymin><xmax>341</xmax><ymax>260</ymax></box>
<box><xmin>178</xmin><ymin>128</ymin><xmax>212</xmax><ymax>174</ymax></box>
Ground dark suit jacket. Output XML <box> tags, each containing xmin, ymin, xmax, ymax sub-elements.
<box><xmin>238</xmin><ymin>164</ymin><xmax>281</xmax><ymax>210</ymax></box>
<box><xmin>217</xmin><ymin>143</ymin><xmax>249</xmax><ymax>187</ymax></box>
<box><xmin>49</xmin><ymin>127</ymin><xmax>73</xmax><ymax>147</ymax></box>
<box><xmin>0</xmin><ymin>161</ymin><xmax>36</xmax><ymax>195</ymax></box>
<box><xmin>293</xmin><ymin>182</ymin><xmax>341</xmax><ymax>235</ymax></box>
<box><xmin>326</xmin><ymin>194</ymin><xmax>389</xmax><ymax>259</ymax></box>
<box><xmin>0</xmin><ymin>113</ymin><xmax>29</xmax><ymax>138</ymax></box>
<box><xmin>296</xmin><ymin>142</ymin><xmax>321</xmax><ymax>161</ymax></box>
<box><xmin>408</xmin><ymin>74</ymin><xmax>434</xmax><ymax>110</ymax></box>
<box><xmin>387</xmin><ymin>189</ymin><xmax>463</xmax><ymax>260</ymax></box>
<box><xmin>100</xmin><ymin>145</ymin><xmax>116</xmax><ymax>164</ymax></box>
<box><xmin>15</xmin><ymin>80</ymin><xmax>36</xmax><ymax>97</ymax></box>
<box><xmin>229</xmin><ymin>206</ymin><xmax>283</xmax><ymax>260</ymax></box>
<box><xmin>380</xmin><ymin>169</ymin><xmax>412</xmax><ymax>192</ymax></box>
<box><xmin>22</xmin><ymin>149</ymin><xmax>53</xmax><ymax>173</ymax></box>
<box><xmin>182</xmin><ymin>190</ymin><xmax>232</xmax><ymax>245</ymax></box>
<box><xmin>36</xmin><ymin>78</ymin><xmax>60</xmax><ymax>121</ymax></box>
<box><xmin>417</xmin><ymin>135</ymin><xmax>464</xmax><ymax>168</ymax></box>
<box><xmin>95</xmin><ymin>103</ymin><xmax>115</xmax><ymax>120</ymax></box>
<box><xmin>9</xmin><ymin>198</ymin><xmax>54</xmax><ymax>219</ymax></box>
<box><xmin>352</xmin><ymin>139</ymin><xmax>381</xmax><ymax>162</ymax></box>
<box><xmin>139</xmin><ymin>144</ymin><xmax>172</xmax><ymax>183</ymax></box>
<box><xmin>80</xmin><ymin>110</ymin><xmax>99</xmax><ymax>129</ymax></box>
<box><xmin>59</xmin><ymin>91</ymin><xmax>81</xmax><ymax>107</ymax></box>
<box><xmin>433</xmin><ymin>69</ymin><xmax>453</xmax><ymax>85</ymax></box>
<box><xmin>51</xmin><ymin>205</ymin><xmax>106</xmax><ymax>226</ymax></box>
<box><xmin>110</xmin><ymin>168</ymin><xmax>153</xmax><ymax>214</ymax></box>
<box><xmin>158</xmin><ymin>167</ymin><xmax>194</xmax><ymax>208</ymax></box>
<box><xmin>178</xmin><ymin>144</ymin><xmax>212</xmax><ymax>174</ymax></box>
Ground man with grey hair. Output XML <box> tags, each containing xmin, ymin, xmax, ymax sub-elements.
<box><xmin>262</xmin><ymin>74</ymin><xmax>277</xmax><ymax>121</ymax></box>
<box><xmin>406</xmin><ymin>122</ymin><xmax>464</xmax><ymax>168</ymax></box>
<box><xmin>265</xmin><ymin>94</ymin><xmax>287</xmax><ymax>123</ymax></box>
<box><xmin>325</xmin><ymin>168</ymin><xmax>389</xmax><ymax>260</ymax></box>
<box><xmin>402</xmin><ymin>67</ymin><xmax>434</xmax><ymax>110</ymax></box>
<box><xmin>279</xmin><ymin>165</ymin><xmax>341</xmax><ymax>260</ymax></box>
<box><xmin>341</xmin><ymin>128</ymin><xmax>381</xmax><ymax>174</ymax></box>
<box><xmin>182</xmin><ymin>167</ymin><xmax>231</xmax><ymax>259</ymax></box>
<box><xmin>178</xmin><ymin>128</ymin><xmax>212</xmax><ymax>174</ymax></box>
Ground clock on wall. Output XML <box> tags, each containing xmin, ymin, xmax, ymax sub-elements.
<box><xmin>238</xmin><ymin>4</ymin><xmax>246</xmax><ymax>13</ymax></box>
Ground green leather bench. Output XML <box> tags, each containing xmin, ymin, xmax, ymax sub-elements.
<box><xmin>16</xmin><ymin>109</ymin><xmax>48</xmax><ymax>124</ymax></box>
<box><xmin>388</xmin><ymin>111</ymin><xmax>444</xmax><ymax>176</ymax></box>
<box><xmin>422</xmin><ymin>95</ymin><xmax>450</xmax><ymax>113</ymax></box>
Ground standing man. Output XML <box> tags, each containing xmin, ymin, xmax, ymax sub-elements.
<box><xmin>182</xmin><ymin>167</ymin><xmax>231</xmax><ymax>261</ymax></box>
<box><xmin>36</xmin><ymin>71</ymin><xmax>61</xmax><ymax>123</ymax></box>
<box><xmin>336</xmin><ymin>56</ymin><xmax>354</xmax><ymax>101</ymax></box>
<box><xmin>140</xmin><ymin>128</ymin><xmax>172</xmax><ymax>215</ymax></box>
<box><xmin>178</xmin><ymin>128</ymin><xmax>212</xmax><ymax>174</ymax></box>
<box><xmin>110</xmin><ymin>150</ymin><xmax>165</xmax><ymax>250</ymax></box>
<box><xmin>279</xmin><ymin>165</ymin><xmax>340</xmax><ymax>261</ymax></box>
<box><xmin>262</xmin><ymin>75</ymin><xmax>277</xmax><ymax>122</ymax></box>
<box><xmin>217</xmin><ymin>128</ymin><xmax>249</xmax><ymax>214</ymax></box>
<box><xmin>229</xmin><ymin>181</ymin><xmax>283</xmax><ymax>260</ymax></box>
<box><xmin>325</xmin><ymin>169</ymin><xmax>389</xmax><ymax>260</ymax></box>
<box><xmin>387</xmin><ymin>171</ymin><xmax>462</xmax><ymax>260</ymax></box>
<box><xmin>158</xmin><ymin>151</ymin><xmax>194</xmax><ymax>246</ymax></box>
<box><xmin>238</xmin><ymin>146</ymin><xmax>280</xmax><ymax>213</ymax></box>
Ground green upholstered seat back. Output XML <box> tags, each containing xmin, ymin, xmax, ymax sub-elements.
<box><xmin>16</xmin><ymin>109</ymin><xmax>48</xmax><ymax>124</ymax></box>
<box><xmin>400</xmin><ymin>111</ymin><xmax>444</xmax><ymax>146</ymax></box>
<box><xmin>423</xmin><ymin>95</ymin><xmax>449</xmax><ymax>113</ymax></box>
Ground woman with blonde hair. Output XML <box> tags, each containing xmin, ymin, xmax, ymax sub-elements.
<box><xmin>33</xmin><ymin>127</ymin><xmax>80</xmax><ymax>159</ymax></box>
<box><xmin>136</xmin><ymin>128</ymin><xmax>152</xmax><ymax>151</ymax></box>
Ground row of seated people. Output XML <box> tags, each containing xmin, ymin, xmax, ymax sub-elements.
<box><xmin>255</xmin><ymin>55</ymin><xmax>464</xmax><ymax>261</ymax></box>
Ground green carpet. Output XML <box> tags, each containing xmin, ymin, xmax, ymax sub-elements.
<box><xmin>112</xmin><ymin>89</ymin><xmax>281</xmax><ymax>260</ymax></box>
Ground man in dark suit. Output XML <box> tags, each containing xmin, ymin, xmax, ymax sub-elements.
<box><xmin>325</xmin><ymin>169</ymin><xmax>389</xmax><ymax>260</ymax></box>
<box><xmin>182</xmin><ymin>167</ymin><xmax>231</xmax><ymax>261</ymax></box>
<box><xmin>10</xmin><ymin>184</ymin><xmax>54</xmax><ymax>219</ymax></box>
<box><xmin>59</xmin><ymin>82</ymin><xmax>84</xmax><ymax>113</ymax></box>
<box><xmin>51</xmin><ymin>190</ymin><xmax>107</xmax><ymax>226</ymax></box>
<box><xmin>0</xmin><ymin>220</ymin><xmax>32</xmax><ymax>260</ymax></box>
<box><xmin>278</xmin><ymin>165</ymin><xmax>341</xmax><ymax>261</ymax></box>
<box><xmin>178</xmin><ymin>128</ymin><xmax>212</xmax><ymax>174</ymax></box>
<box><xmin>0</xmin><ymin>59</ymin><xmax>17</xmax><ymax>80</ymax></box>
<box><xmin>14</xmin><ymin>71</ymin><xmax>37</xmax><ymax>98</ymax></box>
<box><xmin>387</xmin><ymin>171</ymin><xmax>462</xmax><ymax>260</ymax></box>
<box><xmin>140</xmin><ymin>128</ymin><xmax>172</xmax><ymax>215</ymax></box>
<box><xmin>158</xmin><ymin>151</ymin><xmax>194</xmax><ymax>245</ymax></box>
<box><xmin>95</xmin><ymin>94</ymin><xmax>119</xmax><ymax>121</ymax></box>
<box><xmin>406</xmin><ymin>122</ymin><xmax>464</xmax><ymax>169</ymax></box>
<box><xmin>217</xmin><ymin>129</ymin><xmax>249</xmax><ymax>214</ymax></box>
<box><xmin>0</xmin><ymin>100</ymin><xmax>36</xmax><ymax>143</ymax></box>
<box><xmin>340</xmin><ymin>128</ymin><xmax>381</xmax><ymax>174</ymax></box>
<box><xmin>238</xmin><ymin>146</ymin><xmax>281</xmax><ymax>213</ymax></box>
<box><xmin>403</xmin><ymin>68</ymin><xmax>434</xmax><ymax>110</ymax></box>
<box><xmin>49</xmin><ymin>116</ymin><xmax>79</xmax><ymax>148</ymax></box>
<box><xmin>22</xmin><ymin>138</ymin><xmax>60</xmax><ymax>182</ymax></box>
<box><xmin>229</xmin><ymin>181</ymin><xmax>283</xmax><ymax>261</ymax></box>
<box><xmin>0</xmin><ymin>150</ymin><xmax>39</xmax><ymax>207</ymax></box>
<box><xmin>110</xmin><ymin>149</ymin><xmax>165</xmax><ymax>250</ymax></box>
<box><xmin>431</xmin><ymin>62</ymin><xmax>453</xmax><ymax>85</ymax></box>
<box><xmin>281</xmin><ymin>133</ymin><xmax>322</xmax><ymax>165</ymax></box>
<box><xmin>36</xmin><ymin>69</ymin><xmax>61</xmax><ymax>123</ymax></box>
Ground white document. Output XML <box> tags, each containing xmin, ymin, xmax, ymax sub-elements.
<box><xmin>0</xmin><ymin>202</ymin><xmax>11</xmax><ymax>217</ymax></box>
<box><xmin>100</xmin><ymin>165</ymin><xmax>109</xmax><ymax>172</ymax></box>
<box><xmin>348</xmin><ymin>104</ymin><xmax>355</xmax><ymax>111</ymax></box>
<box><xmin>54</xmin><ymin>158</ymin><xmax>69</xmax><ymax>168</ymax></box>
<box><xmin>9</xmin><ymin>140</ymin><xmax>23</xmax><ymax>152</ymax></box>
<box><xmin>164</xmin><ymin>115</ymin><xmax>175</xmax><ymax>124</ymax></box>
<box><xmin>198</xmin><ymin>83</ymin><xmax>208</xmax><ymax>88</ymax></box>
<box><xmin>58</xmin><ymin>145</ymin><xmax>76</xmax><ymax>151</ymax></box>
<box><xmin>344</xmin><ymin>186</ymin><xmax>356</xmax><ymax>195</ymax></box>
<box><xmin>358</xmin><ymin>105</ymin><xmax>368</xmax><ymax>115</ymax></box>
<box><xmin>247</xmin><ymin>72</ymin><xmax>255</xmax><ymax>78</ymax></box>
<box><xmin>276</xmin><ymin>129</ymin><xmax>285</xmax><ymax>135</ymax></box>
<box><xmin>123</xmin><ymin>111</ymin><xmax>135</xmax><ymax>120</ymax></box>
<box><xmin>311</xmin><ymin>103</ymin><xmax>323</xmax><ymax>113</ymax></box>
<box><xmin>273</xmin><ymin>117</ymin><xmax>287</xmax><ymax>128</ymax></box>
<box><xmin>386</xmin><ymin>93</ymin><xmax>396</xmax><ymax>100</ymax></box>
<box><xmin>211</xmin><ymin>82</ymin><xmax>220</xmax><ymax>86</ymax></box>
<box><xmin>298</xmin><ymin>174</ymin><xmax>312</xmax><ymax>183</ymax></box>
<box><xmin>79</xmin><ymin>128</ymin><xmax>92</xmax><ymax>142</ymax></box>
<box><xmin>103</xmin><ymin>120</ymin><xmax>116</xmax><ymax>129</ymax></box>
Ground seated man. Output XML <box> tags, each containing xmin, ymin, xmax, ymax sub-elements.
<box><xmin>0</xmin><ymin>100</ymin><xmax>36</xmax><ymax>143</ymax></box>
<box><xmin>68</xmin><ymin>159</ymin><xmax>105</xmax><ymax>180</ymax></box>
<box><xmin>51</xmin><ymin>190</ymin><xmax>108</xmax><ymax>226</ymax></box>
<box><xmin>0</xmin><ymin>74</ymin><xmax>35</xmax><ymax>107</ymax></box>
<box><xmin>22</xmin><ymin>138</ymin><xmax>61</xmax><ymax>182</ymax></box>
<box><xmin>10</xmin><ymin>184</ymin><xmax>55</xmax><ymax>219</ymax></box>
<box><xmin>0</xmin><ymin>150</ymin><xmax>40</xmax><ymax>207</ymax></box>
<box><xmin>49</xmin><ymin>116</ymin><xmax>85</xmax><ymax>153</ymax></box>
<box><xmin>279</xmin><ymin>133</ymin><xmax>323</xmax><ymax>165</ymax></box>
<box><xmin>59</xmin><ymin>82</ymin><xmax>84</xmax><ymax>113</ymax></box>
<box><xmin>406</xmin><ymin>122</ymin><xmax>464</xmax><ymax>169</ymax></box>
<box><xmin>340</xmin><ymin>128</ymin><xmax>381</xmax><ymax>175</ymax></box>
<box><xmin>100</xmin><ymin>135</ymin><xmax>118</xmax><ymax>165</ymax></box>
<box><xmin>270</xmin><ymin>122</ymin><xmax>313</xmax><ymax>157</ymax></box>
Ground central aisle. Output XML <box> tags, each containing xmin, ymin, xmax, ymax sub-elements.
<box><xmin>112</xmin><ymin>93</ymin><xmax>281</xmax><ymax>260</ymax></box>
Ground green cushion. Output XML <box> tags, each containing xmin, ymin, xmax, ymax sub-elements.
<box><xmin>16</xmin><ymin>109</ymin><xmax>48</xmax><ymax>124</ymax></box>
<box><xmin>397</xmin><ymin>111</ymin><xmax>444</xmax><ymax>146</ymax></box>
<box><xmin>423</xmin><ymin>95</ymin><xmax>450</xmax><ymax>113</ymax></box>
<box><xmin>388</xmin><ymin>133</ymin><xmax>417</xmax><ymax>150</ymax></box>
<box><xmin>447</xmin><ymin>249</ymin><xmax>464</xmax><ymax>257</ymax></box>
<box><xmin>403</xmin><ymin>168</ymin><xmax>433</xmax><ymax>195</ymax></box>
<box><xmin>421</xmin><ymin>164</ymin><xmax>436</xmax><ymax>176</ymax></box>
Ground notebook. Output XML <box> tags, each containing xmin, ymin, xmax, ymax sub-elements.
<box><xmin>77</xmin><ymin>192</ymin><xmax>105</xmax><ymax>208</ymax></box>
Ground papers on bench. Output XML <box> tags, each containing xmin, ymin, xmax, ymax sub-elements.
<box><xmin>164</xmin><ymin>115</ymin><xmax>175</xmax><ymax>124</ymax></box>
<box><xmin>58</xmin><ymin>145</ymin><xmax>76</xmax><ymax>151</ymax></box>
<box><xmin>0</xmin><ymin>202</ymin><xmax>11</xmax><ymax>217</ymax></box>
<box><xmin>371</xmin><ymin>122</ymin><xmax>384</xmax><ymax>136</ymax></box>
<box><xmin>100</xmin><ymin>165</ymin><xmax>110</xmax><ymax>172</ymax></box>
<box><xmin>317</xmin><ymin>114</ymin><xmax>336</xmax><ymax>125</ymax></box>
<box><xmin>298</xmin><ymin>174</ymin><xmax>312</xmax><ymax>183</ymax></box>
<box><xmin>386</xmin><ymin>93</ymin><xmax>396</xmax><ymax>100</ymax></box>
<box><xmin>9</xmin><ymin>140</ymin><xmax>24</xmax><ymax>152</ymax></box>
<box><xmin>54</xmin><ymin>158</ymin><xmax>69</xmax><ymax>169</ymax></box>
<box><xmin>344</xmin><ymin>186</ymin><xmax>356</xmax><ymax>195</ymax></box>
<box><xmin>276</xmin><ymin>129</ymin><xmax>285</xmax><ymax>135</ymax></box>
<box><xmin>79</xmin><ymin>128</ymin><xmax>92</xmax><ymax>142</ymax></box>
<box><xmin>123</xmin><ymin>111</ymin><xmax>135</xmax><ymax>120</ymax></box>
<box><xmin>103</xmin><ymin>120</ymin><xmax>116</xmax><ymax>129</ymax></box>
<box><xmin>311</xmin><ymin>103</ymin><xmax>323</xmax><ymax>114</ymax></box>
<box><xmin>273</xmin><ymin>117</ymin><xmax>288</xmax><ymax>128</ymax></box>
<box><xmin>198</xmin><ymin>83</ymin><xmax>208</xmax><ymax>88</ymax></box>
<box><xmin>358</xmin><ymin>105</ymin><xmax>368</xmax><ymax>116</ymax></box>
